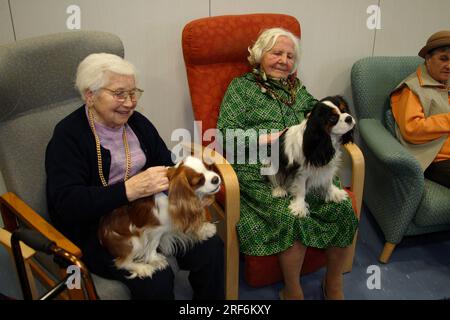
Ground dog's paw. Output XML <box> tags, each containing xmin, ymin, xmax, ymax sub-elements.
<box><xmin>125</xmin><ymin>255</ymin><xmax>169</xmax><ymax>279</ymax></box>
<box><xmin>197</xmin><ymin>222</ymin><xmax>217</xmax><ymax>241</ymax></box>
<box><xmin>288</xmin><ymin>199</ymin><xmax>309</xmax><ymax>218</ymax></box>
<box><xmin>149</xmin><ymin>253</ymin><xmax>169</xmax><ymax>270</ymax></box>
<box><xmin>125</xmin><ymin>263</ymin><xmax>158</xmax><ymax>279</ymax></box>
<box><xmin>272</xmin><ymin>186</ymin><xmax>288</xmax><ymax>198</ymax></box>
<box><xmin>326</xmin><ymin>186</ymin><xmax>348</xmax><ymax>203</ymax></box>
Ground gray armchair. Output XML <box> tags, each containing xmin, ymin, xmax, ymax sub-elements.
<box><xmin>351</xmin><ymin>56</ymin><xmax>450</xmax><ymax>263</ymax></box>
<box><xmin>0</xmin><ymin>31</ymin><xmax>131</xmax><ymax>299</ymax></box>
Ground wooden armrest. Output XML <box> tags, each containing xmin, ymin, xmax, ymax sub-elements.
<box><xmin>342</xmin><ymin>143</ymin><xmax>365</xmax><ymax>218</ymax></box>
<box><xmin>182</xmin><ymin>142</ymin><xmax>240</xmax><ymax>299</ymax></box>
<box><xmin>0</xmin><ymin>192</ymin><xmax>81</xmax><ymax>257</ymax></box>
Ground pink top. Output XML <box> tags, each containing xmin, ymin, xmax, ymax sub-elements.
<box><xmin>85</xmin><ymin>107</ymin><xmax>146</xmax><ymax>185</ymax></box>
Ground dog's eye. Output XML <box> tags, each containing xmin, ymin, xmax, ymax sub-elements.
<box><xmin>190</xmin><ymin>174</ymin><xmax>205</xmax><ymax>187</ymax></box>
<box><xmin>329</xmin><ymin>114</ymin><xmax>339</xmax><ymax>124</ymax></box>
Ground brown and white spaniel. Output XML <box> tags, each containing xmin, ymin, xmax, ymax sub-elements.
<box><xmin>98</xmin><ymin>156</ymin><xmax>221</xmax><ymax>279</ymax></box>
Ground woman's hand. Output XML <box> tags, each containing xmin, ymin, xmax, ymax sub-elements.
<box><xmin>258</xmin><ymin>130</ymin><xmax>285</xmax><ymax>145</ymax></box>
<box><xmin>125</xmin><ymin>166</ymin><xmax>169</xmax><ymax>202</ymax></box>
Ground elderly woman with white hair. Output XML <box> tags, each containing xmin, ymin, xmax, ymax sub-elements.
<box><xmin>217</xmin><ymin>28</ymin><xmax>358</xmax><ymax>300</ymax></box>
<box><xmin>45</xmin><ymin>53</ymin><xmax>224</xmax><ymax>300</ymax></box>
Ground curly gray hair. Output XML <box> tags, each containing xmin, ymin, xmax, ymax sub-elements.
<box><xmin>247</xmin><ymin>28</ymin><xmax>300</xmax><ymax>74</ymax></box>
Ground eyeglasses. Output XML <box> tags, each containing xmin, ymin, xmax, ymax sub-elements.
<box><xmin>100</xmin><ymin>87</ymin><xmax>144</xmax><ymax>102</ymax></box>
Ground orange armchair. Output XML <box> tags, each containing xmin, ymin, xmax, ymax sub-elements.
<box><xmin>182</xmin><ymin>13</ymin><xmax>364</xmax><ymax>290</ymax></box>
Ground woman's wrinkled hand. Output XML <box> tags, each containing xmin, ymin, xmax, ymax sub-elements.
<box><xmin>258</xmin><ymin>130</ymin><xmax>285</xmax><ymax>145</ymax></box>
<box><xmin>125</xmin><ymin>166</ymin><xmax>169</xmax><ymax>202</ymax></box>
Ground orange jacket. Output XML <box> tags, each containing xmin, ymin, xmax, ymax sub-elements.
<box><xmin>391</xmin><ymin>87</ymin><xmax>450</xmax><ymax>162</ymax></box>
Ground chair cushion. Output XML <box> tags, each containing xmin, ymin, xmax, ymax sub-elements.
<box><xmin>413</xmin><ymin>179</ymin><xmax>450</xmax><ymax>227</ymax></box>
<box><xmin>0</xmin><ymin>99</ymin><xmax>81</xmax><ymax>220</ymax></box>
<box><xmin>351</xmin><ymin>56</ymin><xmax>423</xmax><ymax>121</ymax></box>
<box><xmin>186</xmin><ymin>64</ymin><xmax>250</xmax><ymax>135</ymax></box>
<box><xmin>91</xmin><ymin>273</ymin><xmax>130</xmax><ymax>300</ymax></box>
<box><xmin>0</xmin><ymin>31</ymin><xmax>123</xmax><ymax>122</ymax></box>
<box><xmin>384</xmin><ymin>109</ymin><xmax>396</xmax><ymax>136</ymax></box>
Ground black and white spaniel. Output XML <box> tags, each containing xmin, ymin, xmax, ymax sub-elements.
<box><xmin>98</xmin><ymin>156</ymin><xmax>221</xmax><ymax>279</ymax></box>
<box><xmin>268</xmin><ymin>95</ymin><xmax>355</xmax><ymax>217</ymax></box>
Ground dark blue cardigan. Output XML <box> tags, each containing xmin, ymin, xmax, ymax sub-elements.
<box><xmin>45</xmin><ymin>105</ymin><xmax>174</xmax><ymax>252</ymax></box>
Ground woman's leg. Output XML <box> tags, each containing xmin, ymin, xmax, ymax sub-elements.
<box><xmin>324</xmin><ymin>246</ymin><xmax>351</xmax><ymax>300</ymax></box>
<box><xmin>176</xmin><ymin>234</ymin><xmax>225</xmax><ymax>300</ymax></box>
<box><xmin>278</xmin><ymin>241</ymin><xmax>307</xmax><ymax>300</ymax></box>
<box><xmin>118</xmin><ymin>267</ymin><xmax>175</xmax><ymax>300</ymax></box>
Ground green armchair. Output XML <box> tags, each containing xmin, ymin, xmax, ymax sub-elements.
<box><xmin>351</xmin><ymin>56</ymin><xmax>450</xmax><ymax>263</ymax></box>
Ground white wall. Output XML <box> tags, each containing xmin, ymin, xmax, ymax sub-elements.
<box><xmin>375</xmin><ymin>0</ymin><xmax>450</xmax><ymax>56</ymax></box>
<box><xmin>0</xmin><ymin>0</ymin><xmax>14</xmax><ymax>45</ymax></box>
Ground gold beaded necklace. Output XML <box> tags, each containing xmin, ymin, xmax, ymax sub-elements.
<box><xmin>88</xmin><ymin>107</ymin><xmax>131</xmax><ymax>187</ymax></box>
<box><xmin>253</xmin><ymin>69</ymin><xmax>299</xmax><ymax>106</ymax></box>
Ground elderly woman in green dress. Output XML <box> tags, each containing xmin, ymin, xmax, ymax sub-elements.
<box><xmin>217</xmin><ymin>28</ymin><xmax>358</xmax><ymax>300</ymax></box>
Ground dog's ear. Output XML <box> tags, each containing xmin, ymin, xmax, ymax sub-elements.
<box><xmin>320</xmin><ymin>95</ymin><xmax>351</xmax><ymax>114</ymax></box>
<box><xmin>337</xmin><ymin>95</ymin><xmax>354</xmax><ymax>144</ymax></box>
<box><xmin>201</xmin><ymin>195</ymin><xmax>215</xmax><ymax>207</ymax></box>
<box><xmin>167</xmin><ymin>166</ymin><xmax>176</xmax><ymax>180</ymax></box>
<box><xmin>168</xmin><ymin>168</ymin><xmax>203</xmax><ymax>233</ymax></box>
<box><xmin>187</xmin><ymin>170</ymin><xmax>205</xmax><ymax>189</ymax></box>
<box><xmin>303</xmin><ymin>103</ymin><xmax>335</xmax><ymax>167</ymax></box>
<box><xmin>336</xmin><ymin>95</ymin><xmax>351</xmax><ymax>114</ymax></box>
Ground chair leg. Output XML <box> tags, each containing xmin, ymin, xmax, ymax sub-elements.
<box><xmin>379</xmin><ymin>242</ymin><xmax>396</xmax><ymax>264</ymax></box>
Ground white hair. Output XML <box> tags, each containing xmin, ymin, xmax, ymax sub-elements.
<box><xmin>75</xmin><ymin>53</ymin><xmax>137</xmax><ymax>98</ymax></box>
<box><xmin>247</xmin><ymin>28</ymin><xmax>301</xmax><ymax>74</ymax></box>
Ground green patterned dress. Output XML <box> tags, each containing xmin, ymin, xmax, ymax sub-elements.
<box><xmin>217</xmin><ymin>72</ymin><xmax>358</xmax><ymax>256</ymax></box>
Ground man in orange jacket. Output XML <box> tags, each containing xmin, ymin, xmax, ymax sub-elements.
<box><xmin>391</xmin><ymin>30</ymin><xmax>450</xmax><ymax>187</ymax></box>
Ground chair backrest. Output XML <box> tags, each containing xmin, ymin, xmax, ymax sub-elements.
<box><xmin>182</xmin><ymin>13</ymin><xmax>301</xmax><ymax>144</ymax></box>
<box><xmin>0</xmin><ymin>31</ymin><xmax>124</xmax><ymax>220</ymax></box>
<box><xmin>351</xmin><ymin>56</ymin><xmax>423</xmax><ymax>123</ymax></box>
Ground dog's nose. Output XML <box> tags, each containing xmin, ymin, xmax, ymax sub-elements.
<box><xmin>345</xmin><ymin>116</ymin><xmax>353</xmax><ymax>124</ymax></box>
<box><xmin>211</xmin><ymin>176</ymin><xmax>220</xmax><ymax>185</ymax></box>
